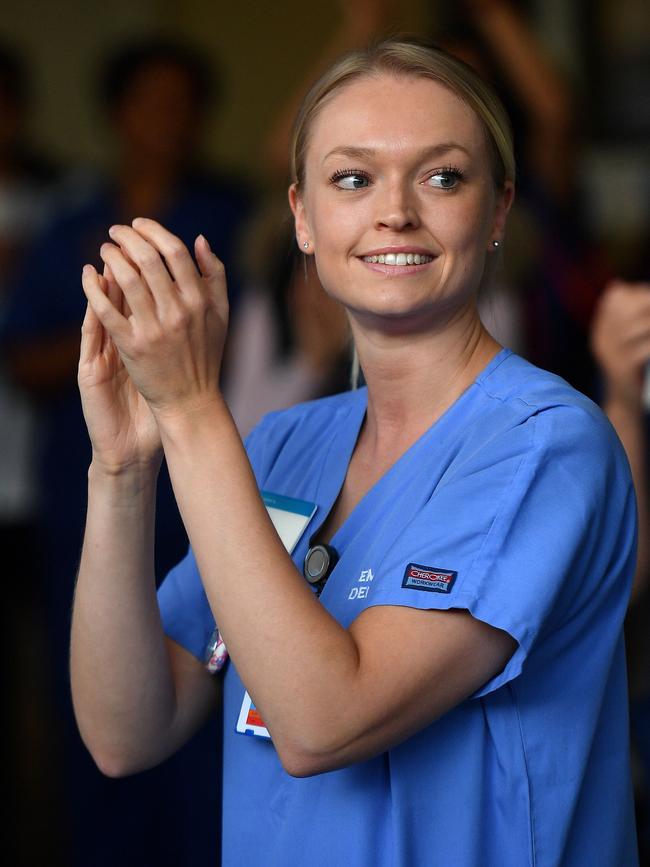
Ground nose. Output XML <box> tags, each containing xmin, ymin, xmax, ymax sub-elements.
<box><xmin>374</xmin><ymin>180</ymin><xmax>420</xmax><ymax>232</ymax></box>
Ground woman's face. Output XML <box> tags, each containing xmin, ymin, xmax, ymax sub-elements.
<box><xmin>115</xmin><ymin>62</ymin><xmax>202</xmax><ymax>166</ymax></box>
<box><xmin>290</xmin><ymin>73</ymin><xmax>513</xmax><ymax>331</ymax></box>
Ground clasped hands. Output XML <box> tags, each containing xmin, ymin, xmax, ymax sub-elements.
<box><xmin>79</xmin><ymin>218</ymin><xmax>229</xmax><ymax>472</ymax></box>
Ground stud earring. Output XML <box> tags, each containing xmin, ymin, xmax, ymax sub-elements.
<box><xmin>492</xmin><ymin>240</ymin><xmax>500</xmax><ymax>248</ymax></box>
<box><xmin>303</xmin><ymin>241</ymin><xmax>309</xmax><ymax>249</ymax></box>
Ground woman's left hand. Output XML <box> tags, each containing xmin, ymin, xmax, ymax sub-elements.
<box><xmin>82</xmin><ymin>218</ymin><xmax>228</xmax><ymax>422</ymax></box>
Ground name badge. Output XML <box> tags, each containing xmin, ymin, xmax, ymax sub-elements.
<box><xmin>236</xmin><ymin>691</ymin><xmax>270</xmax><ymax>739</ymax></box>
<box><xmin>261</xmin><ymin>490</ymin><xmax>317</xmax><ymax>554</ymax></box>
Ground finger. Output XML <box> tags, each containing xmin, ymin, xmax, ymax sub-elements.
<box><xmin>82</xmin><ymin>263</ymin><xmax>129</xmax><ymax>341</ymax></box>
<box><xmin>108</xmin><ymin>224</ymin><xmax>178</xmax><ymax>316</ymax></box>
<box><xmin>95</xmin><ymin>272</ymin><xmax>114</xmax><ymax>354</ymax></box>
<box><xmin>79</xmin><ymin>300</ymin><xmax>103</xmax><ymax>365</ymax></box>
<box><xmin>103</xmin><ymin>263</ymin><xmax>120</xmax><ymax>307</ymax></box>
<box><xmin>131</xmin><ymin>217</ymin><xmax>200</xmax><ymax>293</ymax></box>
<box><xmin>633</xmin><ymin>337</ymin><xmax>650</xmax><ymax>367</ymax></box>
<box><xmin>195</xmin><ymin>234</ymin><xmax>228</xmax><ymax>309</ymax></box>
<box><xmin>100</xmin><ymin>242</ymin><xmax>157</xmax><ymax>325</ymax></box>
<box><xmin>104</xmin><ymin>263</ymin><xmax>133</xmax><ymax>321</ymax></box>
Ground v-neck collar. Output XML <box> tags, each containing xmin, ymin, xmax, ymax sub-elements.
<box><xmin>310</xmin><ymin>348</ymin><xmax>512</xmax><ymax>552</ymax></box>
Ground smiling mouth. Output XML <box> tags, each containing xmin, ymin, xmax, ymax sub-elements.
<box><xmin>361</xmin><ymin>253</ymin><xmax>434</xmax><ymax>266</ymax></box>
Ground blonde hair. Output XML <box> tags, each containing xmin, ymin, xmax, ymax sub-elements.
<box><xmin>291</xmin><ymin>38</ymin><xmax>515</xmax><ymax>191</ymax></box>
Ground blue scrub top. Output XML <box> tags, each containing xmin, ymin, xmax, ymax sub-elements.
<box><xmin>158</xmin><ymin>349</ymin><xmax>639</xmax><ymax>866</ymax></box>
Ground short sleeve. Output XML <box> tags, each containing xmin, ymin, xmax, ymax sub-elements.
<box><xmin>157</xmin><ymin>547</ymin><xmax>215</xmax><ymax>662</ymax></box>
<box><xmin>366</xmin><ymin>406</ymin><xmax>636</xmax><ymax>697</ymax></box>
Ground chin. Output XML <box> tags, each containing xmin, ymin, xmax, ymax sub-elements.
<box><xmin>349</xmin><ymin>299</ymin><xmax>444</xmax><ymax>334</ymax></box>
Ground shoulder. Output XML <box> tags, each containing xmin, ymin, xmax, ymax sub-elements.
<box><xmin>431</xmin><ymin>351</ymin><xmax>634</xmax><ymax>538</ymax></box>
<box><xmin>475</xmin><ymin>351</ymin><xmax>624</xmax><ymax>465</ymax></box>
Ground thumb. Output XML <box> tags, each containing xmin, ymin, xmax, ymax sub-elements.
<box><xmin>195</xmin><ymin>234</ymin><xmax>226</xmax><ymax>282</ymax></box>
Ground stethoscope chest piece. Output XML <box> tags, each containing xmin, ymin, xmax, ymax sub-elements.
<box><xmin>303</xmin><ymin>543</ymin><xmax>339</xmax><ymax>592</ymax></box>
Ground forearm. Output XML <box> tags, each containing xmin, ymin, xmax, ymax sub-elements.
<box><xmin>470</xmin><ymin>3</ymin><xmax>571</xmax><ymax>127</ymax></box>
<box><xmin>70</xmin><ymin>463</ymin><xmax>180</xmax><ymax>774</ymax></box>
<box><xmin>603</xmin><ymin>396</ymin><xmax>649</xmax><ymax>600</ymax></box>
<box><xmin>158</xmin><ymin>399</ymin><xmax>362</xmax><ymax>765</ymax></box>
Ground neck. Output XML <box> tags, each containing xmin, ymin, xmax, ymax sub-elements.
<box><xmin>351</xmin><ymin>302</ymin><xmax>501</xmax><ymax>453</ymax></box>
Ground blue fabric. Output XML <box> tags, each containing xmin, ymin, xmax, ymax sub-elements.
<box><xmin>158</xmin><ymin>349</ymin><xmax>639</xmax><ymax>866</ymax></box>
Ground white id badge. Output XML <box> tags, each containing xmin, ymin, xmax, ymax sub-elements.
<box><xmin>261</xmin><ymin>491</ymin><xmax>317</xmax><ymax>554</ymax></box>
<box><xmin>236</xmin><ymin>691</ymin><xmax>271</xmax><ymax>738</ymax></box>
<box><xmin>235</xmin><ymin>491</ymin><xmax>316</xmax><ymax>740</ymax></box>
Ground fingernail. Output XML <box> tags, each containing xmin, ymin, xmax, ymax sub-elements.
<box><xmin>132</xmin><ymin>217</ymin><xmax>144</xmax><ymax>227</ymax></box>
<box><xmin>108</xmin><ymin>225</ymin><xmax>118</xmax><ymax>236</ymax></box>
<box><xmin>82</xmin><ymin>264</ymin><xmax>92</xmax><ymax>275</ymax></box>
<box><xmin>199</xmin><ymin>234</ymin><xmax>211</xmax><ymax>252</ymax></box>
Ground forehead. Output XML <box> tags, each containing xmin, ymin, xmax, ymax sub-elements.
<box><xmin>306</xmin><ymin>73</ymin><xmax>487</xmax><ymax>166</ymax></box>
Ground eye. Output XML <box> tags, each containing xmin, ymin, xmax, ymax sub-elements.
<box><xmin>329</xmin><ymin>169</ymin><xmax>371</xmax><ymax>190</ymax></box>
<box><xmin>425</xmin><ymin>167</ymin><xmax>464</xmax><ymax>190</ymax></box>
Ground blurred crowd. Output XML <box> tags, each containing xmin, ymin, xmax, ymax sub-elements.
<box><xmin>0</xmin><ymin>1</ymin><xmax>648</xmax><ymax>865</ymax></box>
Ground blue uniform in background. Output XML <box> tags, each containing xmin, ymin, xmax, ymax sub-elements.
<box><xmin>1</xmin><ymin>171</ymin><xmax>251</xmax><ymax>867</ymax></box>
<box><xmin>159</xmin><ymin>349</ymin><xmax>639</xmax><ymax>866</ymax></box>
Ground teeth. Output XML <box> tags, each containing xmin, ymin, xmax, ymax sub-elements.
<box><xmin>362</xmin><ymin>253</ymin><xmax>433</xmax><ymax>266</ymax></box>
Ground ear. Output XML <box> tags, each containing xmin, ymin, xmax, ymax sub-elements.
<box><xmin>288</xmin><ymin>183</ymin><xmax>312</xmax><ymax>253</ymax></box>
<box><xmin>491</xmin><ymin>180</ymin><xmax>515</xmax><ymax>244</ymax></box>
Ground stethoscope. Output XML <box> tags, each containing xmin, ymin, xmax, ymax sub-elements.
<box><xmin>303</xmin><ymin>542</ymin><xmax>339</xmax><ymax>596</ymax></box>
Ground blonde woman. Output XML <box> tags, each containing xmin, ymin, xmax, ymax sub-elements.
<box><xmin>71</xmin><ymin>41</ymin><xmax>638</xmax><ymax>866</ymax></box>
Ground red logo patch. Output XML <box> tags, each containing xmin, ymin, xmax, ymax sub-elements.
<box><xmin>402</xmin><ymin>563</ymin><xmax>457</xmax><ymax>594</ymax></box>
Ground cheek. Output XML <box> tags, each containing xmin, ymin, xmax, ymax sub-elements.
<box><xmin>310</xmin><ymin>201</ymin><xmax>362</xmax><ymax>255</ymax></box>
<box><xmin>436</xmin><ymin>195</ymin><xmax>493</xmax><ymax>251</ymax></box>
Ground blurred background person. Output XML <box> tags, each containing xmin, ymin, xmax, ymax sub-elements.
<box><xmin>1</xmin><ymin>37</ymin><xmax>250</xmax><ymax>867</ymax></box>
<box><xmin>224</xmin><ymin>0</ymin><xmax>394</xmax><ymax>433</ymax></box>
<box><xmin>0</xmin><ymin>40</ymin><xmax>60</xmax><ymax>864</ymax></box>
<box><xmin>224</xmin><ymin>208</ymin><xmax>352</xmax><ymax>437</ymax></box>
<box><xmin>438</xmin><ymin>0</ymin><xmax>614</xmax><ymax>394</ymax></box>
<box><xmin>592</xmin><ymin>278</ymin><xmax>650</xmax><ymax>864</ymax></box>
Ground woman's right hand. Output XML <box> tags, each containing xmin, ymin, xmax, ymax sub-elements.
<box><xmin>78</xmin><ymin>264</ymin><xmax>162</xmax><ymax>474</ymax></box>
<box><xmin>591</xmin><ymin>279</ymin><xmax>650</xmax><ymax>410</ymax></box>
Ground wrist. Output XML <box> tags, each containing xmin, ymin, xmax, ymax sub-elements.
<box><xmin>602</xmin><ymin>378</ymin><xmax>643</xmax><ymax>414</ymax></box>
<box><xmin>154</xmin><ymin>394</ymin><xmax>231</xmax><ymax>442</ymax></box>
<box><xmin>88</xmin><ymin>457</ymin><xmax>161</xmax><ymax>496</ymax></box>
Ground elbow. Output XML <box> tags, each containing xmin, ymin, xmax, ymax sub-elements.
<box><xmin>274</xmin><ymin>729</ymin><xmax>358</xmax><ymax>778</ymax></box>
<box><xmin>92</xmin><ymin>752</ymin><xmax>134</xmax><ymax>779</ymax></box>
<box><xmin>92</xmin><ymin>746</ymin><xmax>164</xmax><ymax>779</ymax></box>
<box><xmin>79</xmin><ymin>731</ymin><xmax>156</xmax><ymax>779</ymax></box>
<box><xmin>84</xmin><ymin>741</ymin><xmax>145</xmax><ymax>779</ymax></box>
<box><xmin>277</xmin><ymin>747</ymin><xmax>334</xmax><ymax>779</ymax></box>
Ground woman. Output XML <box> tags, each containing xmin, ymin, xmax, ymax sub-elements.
<box><xmin>71</xmin><ymin>41</ymin><xmax>638</xmax><ymax>865</ymax></box>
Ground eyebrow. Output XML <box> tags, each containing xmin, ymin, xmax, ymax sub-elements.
<box><xmin>322</xmin><ymin>142</ymin><xmax>472</xmax><ymax>163</ymax></box>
